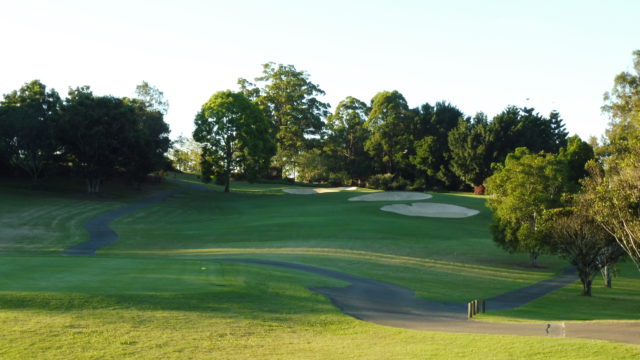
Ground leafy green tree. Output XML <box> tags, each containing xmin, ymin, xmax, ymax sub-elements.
<box><xmin>548</xmin><ymin>110</ymin><xmax>569</xmax><ymax>152</ymax></box>
<box><xmin>582</xmin><ymin>49</ymin><xmax>640</xmax><ymax>269</ymax></box>
<box><xmin>170</xmin><ymin>135</ymin><xmax>202</xmax><ymax>174</ymax></box>
<box><xmin>135</xmin><ymin>81</ymin><xmax>169</xmax><ymax>115</ymax></box>
<box><xmin>413</xmin><ymin>102</ymin><xmax>465</xmax><ymax>187</ymax></box>
<box><xmin>486</xmin><ymin>147</ymin><xmax>568</xmax><ymax>266</ymax></box>
<box><xmin>193</xmin><ymin>91</ymin><xmax>275</xmax><ymax>192</ymax></box>
<box><xmin>486</xmin><ymin>106</ymin><xmax>568</xmax><ymax>167</ymax></box>
<box><xmin>59</xmin><ymin>87</ymin><xmax>133</xmax><ymax>193</ymax></box>
<box><xmin>238</xmin><ymin>63</ymin><xmax>329</xmax><ymax>178</ymax></box>
<box><xmin>0</xmin><ymin>80</ymin><xmax>62</xmax><ymax>183</ymax></box>
<box><xmin>120</xmin><ymin>98</ymin><xmax>171</xmax><ymax>187</ymax></box>
<box><xmin>559</xmin><ymin>135</ymin><xmax>594</xmax><ymax>190</ymax></box>
<box><xmin>365</xmin><ymin>91</ymin><xmax>414</xmax><ymax>176</ymax></box>
<box><xmin>544</xmin><ymin>207</ymin><xmax>622</xmax><ymax>296</ymax></box>
<box><xmin>325</xmin><ymin>96</ymin><xmax>371</xmax><ymax>183</ymax></box>
<box><xmin>448</xmin><ymin>113</ymin><xmax>492</xmax><ymax>188</ymax></box>
<box><xmin>295</xmin><ymin>148</ymin><xmax>332</xmax><ymax>183</ymax></box>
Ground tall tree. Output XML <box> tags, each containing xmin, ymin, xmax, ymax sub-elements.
<box><xmin>544</xmin><ymin>207</ymin><xmax>622</xmax><ymax>296</ymax></box>
<box><xmin>411</xmin><ymin>102</ymin><xmax>464</xmax><ymax>187</ymax></box>
<box><xmin>120</xmin><ymin>98</ymin><xmax>171</xmax><ymax>187</ymax></box>
<box><xmin>325</xmin><ymin>96</ymin><xmax>371</xmax><ymax>182</ymax></box>
<box><xmin>448</xmin><ymin>113</ymin><xmax>492</xmax><ymax>188</ymax></box>
<box><xmin>365</xmin><ymin>91</ymin><xmax>413</xmax><ymax>176</ymax></box>
<box><xmin>135</xmin><ymin>81</ymin><xmax>169</xmax><ymax>115</ymax></box>
<box><xmin>238</xmin><ymin>63</ymin><xmax>329</xmax><ymax>178</ymax></box>
<box><xmin>193</xmin><ymin>91</ymin><xmax>275</xmax><ymax>192</ymax></box>
<box><xmin>59</xmin><ymin>87</ymin><xmax>133</xmax><ymax>193</ymax></box>
<box><xmin>583</xmin><ymin>49</ymin><xmax>640</xmax><ymax>268</ymax></box>
<box><xmin>559</xmin><ymin>135</ymin><xmax>594</xmax><ymax>190</ymax></box>
<box><xmin>485</xmin><ymin>147</ymin><xmax>568</xmax><ymax>266</ymax></box>
<box><xmin>486</xmin><ymin>106</ymin><xmax>568</xmax><ymax>167</ymax></box>
<box><xmin>170</xmin><ymin>135</ymin><xmax>202</xmax><ymax>174</ymax></box>
<box><xmin>0</xmin><ymin>80</ymin><xmax>62</xmax><ymax>183</ymax></box>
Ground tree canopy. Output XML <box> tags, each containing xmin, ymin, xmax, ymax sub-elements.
<box><xmin>581</xmin><ymin>49</ymin><xmax>640</xmax><ymax>268</ymax></box>
<box><xmin>193</xmin><ymin>90</ymin><xmax>275</xmax><ymax>192</ymax></box>
<box><xmin>0</xmin><ymin>80</ymin><xmax>62</xmax><ymax>183</ymax></box>
<box><xmin>238</xmin><ymin>63</ymin><xmax>329</xmax><ymax>178</ymax></box>
<box><xmin>486</xmin><ymin>147</ymin><xmax>568</xmax><ymax>266</ymax></box>
<box><xmin>0</xmin><ymin>80</ymin><xmax>172</xmax><ymax>193</ymax></box>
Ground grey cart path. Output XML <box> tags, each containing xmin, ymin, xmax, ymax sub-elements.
<box><xmin>64</xmin><ymin>180</ymin><xmax>207</xmax><ymax>256</ymax></box>
<box><xmin>221</xmin><ymin>259</ymin><xmax>640</xmax><ymax>345</ymax></box>
<box><xmin>65</xmin><ymin>181</ymin><xmax>640</xmax><ymax>345</ymax></box>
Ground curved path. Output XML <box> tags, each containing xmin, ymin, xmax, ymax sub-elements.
<box><xmin>220</xmin><ymin>259</ymin><xmax>640</xmax><ymax>345</ymax></box>
<box><xmin>64</xmin><ymin>180</ymin><xmax>207</xmax><ymax>256</ymax></box>
<box><xmin>65</xmin><ymin>181</ymin><xmax>640</xmax><ymax>345</ymax></box>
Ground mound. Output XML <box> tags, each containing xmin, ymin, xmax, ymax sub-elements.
<box><xmin>283</xmin><ymin>187</ymin><xmax>357</xmax><ymax>195</ymax></box>
<box><xmin>380</xmin><ymin>202</ymin><xmax>479</xmax><ymax>218</ymax></box>
<box><xmin>348</xmin><ymin>191</ymin><xmax>432</xmax><ymax>201</ymax></box>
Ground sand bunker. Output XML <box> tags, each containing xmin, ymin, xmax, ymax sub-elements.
<box><xmin>381</xmin><ymin>202</ymin><xmax>479</xmax><ymax>218</ymax></box>
<box><xmin>348</xmin><ymin>191</ymin><xmax>432</xmax><ymax>202</ymax></box>
<box><xmin>283</xmin><ymin>187</ymin><xmax>357</xmax><ymax>195</ymax></box>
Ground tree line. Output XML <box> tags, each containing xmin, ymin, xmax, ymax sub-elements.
<box><xmin>191</xmin><ymin>62</ymin><xmax>569</xmax><ymax>193</ymax></box>
<box><xmin>0</xmin><ymin>80</ymin><xmax>170</xmax><ymax>193</ymax></box>
<box><xmin>486</xmin><ymin>50</ymin><xmax>640</xmax><ymax>296</ymax></box>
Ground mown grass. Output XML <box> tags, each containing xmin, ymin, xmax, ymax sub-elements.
<box><xmin>1</xmin><ymin>255</ymin><xmax>638</xmax><ymax>359</ymax></box>
<box><xmin>0</xmin><ymin>177</ymin><xmax>177</xmax><ymax>253</ymax></box>
<box><xmin>107</xmin><ymin>177</ymin><xmax>567</xmax><ymax>304</ymax></box>
<box><xmin>1</xmin><ymin>176</ymin><xmax>639</xmax><ymax>358</ymax></box>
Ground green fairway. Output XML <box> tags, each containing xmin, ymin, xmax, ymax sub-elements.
<box><xmin>0</xmin><ymin>178</ymin><xmax>177</xmax><ymax>253</ymax></box>
<box><xmin>1</xmin><ymin>178</ymin><xmax>639</xmax><ymax>358</ymax></box>
<box><xmin>1</xmin><ymin>255</ymin><xmax>639</xmax><ymax>359</ymax></box>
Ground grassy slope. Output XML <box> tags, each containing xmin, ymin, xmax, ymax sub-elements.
<box><xmin>1</xmin><ymin>256</ymin><xmax>638</xmax><ymax>359</ymax></box>
<box><xmin>1</xmin><ymin>176</ymin><xmax>639</xmax><ymax>358</ymax></box>
<box><xmin>0</xmin><ymin>178</ymin><xmax>177</xmax><ymax>253</ymax></box>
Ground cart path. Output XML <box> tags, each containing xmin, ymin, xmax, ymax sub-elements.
<box><xmin>64</xmin><ymin>180</ymin><xmax>207</xmax><ymax>256</ymax></box>
<box><xmin>220</xmin><ymin>259</ymin><xmax>640</xmax><ymax>345</ymax></box>
<box><xmin>64</xmin><ymin>181</ymin><xmax>640</xmax><ymax>345</ymax></box>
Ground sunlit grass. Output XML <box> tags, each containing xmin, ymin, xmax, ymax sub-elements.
<box><xmin>1</xmin><ymin>255</ymin><xmax>638</xmax><ymax>359</ymax></box>
<box><xmin>1</xmin><ymin>177</ymin><xmax>639</xmax><ymax>358</ymax></box>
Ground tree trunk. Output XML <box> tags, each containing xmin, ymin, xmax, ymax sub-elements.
<box><xmin>86</xmin><ymin>178</ymin><xmax>102</xmax><ymax>194</ymax></box>
<box><xmin>580</xmin><ymin>273</ymin><xmax>593</xmax><ymax>296</ymax></box>
<box><xmin>601</xmin><ymin>265</ymin><xmax>613</xmax><ymax>288</ymax></box>
<box><xmin>529</xmin><ymin>252</ymin><xmax>539</xmax><ymax>267</ymax></box>
<box><xmin>224</xmin><ymin>142</ymin><xmax>232</xmax><ymax>192</ymax></box>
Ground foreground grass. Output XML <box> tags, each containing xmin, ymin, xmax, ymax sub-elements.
<box><xmin>2</xmin><ymin>177</ymin><xmax>639</xmax><ymax>358</ymax></box>
<box><xmin>1</xmin><ymin>256</ymin><xmax>638</xmax><ymax>359</ymax></box>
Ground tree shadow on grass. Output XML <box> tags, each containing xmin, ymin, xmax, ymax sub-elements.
<box><xmin>0</xmin><ymin>288</ymin><xmax>337</xmax><ymax>318</ymax></box>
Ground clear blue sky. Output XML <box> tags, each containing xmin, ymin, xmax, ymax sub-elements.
<box><xmin>1</xmin><ymin>0</ymin><xmax>638</xmax><ymax>140</ymax></box>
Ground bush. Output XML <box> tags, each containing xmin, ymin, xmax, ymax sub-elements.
<box><xmin>367</xmin><ymin>173</ymin><xmax>395</xmax><ymax>190</ymax></box>
<box><xmin>407</xmin><ymin>178</ymin><xmax>426</xmax><ymax>192</ymax></box>
<box><xmin>389</xmin><ymin>176</ymin><xmax>408</xmax><ymax>190</ymax></box>
<box><xmin>327</xmin><ymin>171</ymin><xmax>349</xmax><ymax>186</ymax></box>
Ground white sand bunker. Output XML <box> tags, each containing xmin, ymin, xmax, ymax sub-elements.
<box><xmin>348</xmin><ymin>191</ymin><xmax>432</xmax><ymax>202</ymax></box>
<box><xmin>283</xmin><ymin>187</ymin><xmax>357</xmax><ymax>195</ymax></box>
<box><xmin>381</xmin><ymin>202</ymin><xmax>480</xmax><ymax>218</ymax></box>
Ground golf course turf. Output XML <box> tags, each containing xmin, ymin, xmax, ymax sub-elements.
<box><xmin>1</xmin><ymin>176</ymin><xmax>639</xmax><ymax>359</ymax></box>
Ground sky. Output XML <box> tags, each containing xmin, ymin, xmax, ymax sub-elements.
<box><xmin>1</xmin><ymin>0</ymin><xmax>639</xmax><ymax>141</ymax></box>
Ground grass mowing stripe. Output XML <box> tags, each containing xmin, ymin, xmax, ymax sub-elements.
<box><xmin>0</xmin><ymin>256</ymin><xmax>638</xmax><ymax>359</ymax></box>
